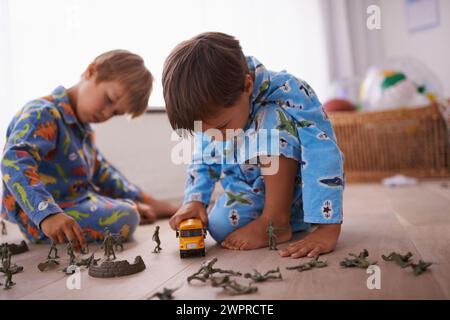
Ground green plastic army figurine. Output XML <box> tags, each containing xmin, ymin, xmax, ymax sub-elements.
<box><xmin>0</xmin><ymin>245</ymin><xmax>23</xmax><ymax>275</ymax></box>
<box><xmin>209</xmin><ymin>275</ymin><xmax>257</xmax><ymax>295</ymax></box>
<box><xmin>0</xmin><ymin>241</ymin><xmax>28</xmax><ymax>256</ymax></box>
<box><xmin>210</xmin><ymin>275</ymin><xmax>232</xmax><ymax>287</ymax></box>
<box><xmin>0</xmin><ymin>260</ymin><xmax>23</xmax><ymax>274</ymax></box>
<box><xmin>76</xmin><ymin>253</ymin><xmax>100</xmax><ymax>268</ymax></box>
<box><xmin>187</xmin><ymin>258</ymin><xmax>242</xmax><ymax>283</ymax></box>
<box><xmin>411</xmin><ymin>260</ymin><xmax>433</xmax><ymax>276</ymax></box>
<box><xmin>340</xmin><ymin>249</ymin><xmax>377</xmax><ymax>268</ymax></box>
<box><xmin>244</xmin><ymin>267</ymin><xmax>283</xmax><ymax>282</ymax></box>
<box><xmin>382</xmin><ymin>251</ymin><xmax>413</xmax><ymax>268</ymax></box>
<box><xmin>101</xmin><ymin>228</ymin><xmax>116</xmax><ymax>261</ymax></box>
<box><xmin>61</xmin><ymin>241</ymin><xmax>80</xmax><ymax>274</ymax></box>
<box><xmin>267</xmin><ymin>220</ymin><xmax>278</xmax><ymax>250</ymax></box>
<box><xmin>286</xmin><ymin>256</ymin><xmax>328</xmax><ymax>272</ymax></box>
<box><xmin>0</xmin><ymin>243</ymin><xmax>8</xmax><ymax>264</ymax></box>
<box><xmin>148</xmin><ymin>286</ymin><xmax>181</xmax><ymax>300</ymax></box>
<box><xmin>47</xmin><ymin>242</ymin><xmax>60</xmax><ymax>260</ymax></box>
<box><xmin>1</xmin><ymin>220</ymin><xmax>6</xmax><ymax>235</ymax></box>
<box><xmin>113</xmin><ymin>235</ymin><xmax>124</xmax><ymax>252</ymax></box>
<box><xmin>37</xmin><ymin>258</ymin><xmax>60</xmax><ymax>272</ymax></box>
<box><xmin>220</xmin><ymin>279</ymin><xmax>258</xmax><ymax>295</ymax></box>
<box><xmin>66</xmin><ymin>241</ymin><xmax>76</xmax><ymax>266</ymax></box>
<box><xmin>152</xmin><ymin>225</ymin><xmax>162</xmax><ymax>253</ymax></box>
<box><xmin>382</xmin><ymin>251</ymin><xmax>433</xmax><ymax>275</ymax></box>
<box><xmin>38</xmin><ymin>242</ymin><xmax>61</xmax><ymax>272</ymax></box>
<box><xmin>1</xmin><ymin>250</ymin><xmax>15</xmax><ymax>289</ymax></box>
<box><xmin>80</xmin><ymin>243</ymin><xmax>90</xmax><ymax>255</ymax></box>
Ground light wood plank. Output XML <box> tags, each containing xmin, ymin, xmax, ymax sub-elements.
<box><xmin>384</xmin><ymin>180</ymin><xmax>450</xmax><ymax>298</ymax></box>
<box><xmin>1</xmin><ymin>181</ymin><xmax>449</xmax><ymax>300</ymax></box>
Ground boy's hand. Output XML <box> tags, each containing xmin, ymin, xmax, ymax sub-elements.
<box><xmin>40</xmin><ymin>212</ymin><xmax>86</xmax><ymax>252</ymax></box>
<box><xmin>279</xmin><ymin>224</ymin><xmax>341</xmax><ymax>258</ymax></box>
<box><xmin>136</xmin><ymin>202</ymin><xmax>157</xmax><ymax>225</ymax></box>
<box><xmin>169</xmin><ymin>201</ymin><xmax>208</xmax><ymax>230</ymax></box>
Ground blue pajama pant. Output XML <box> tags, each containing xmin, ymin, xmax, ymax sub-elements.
<box><xmin>13</xmin><ymin>191</ymin><xmax>139</xmax><ymax>244</ymax></box>
<box><xmin>207</xmin><ymin>182</ymin><xmax>310</xmax><ymax>243</ymax></box>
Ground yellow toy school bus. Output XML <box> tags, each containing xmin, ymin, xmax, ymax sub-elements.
<box><xmin>176</xmin><ymin>218</ymin><xmax>207</xmax><ymax>258</ymax></box>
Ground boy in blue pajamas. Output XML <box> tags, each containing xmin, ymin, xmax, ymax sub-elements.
<box><xmin>1</xmin><ymin>50</ymin><xmax>177</xmax><ymax>250</ymax></box>
<box><xmin>163</xmin><ymin>32</ymin><xmax>344</xmax><ymax>258</ymax></box>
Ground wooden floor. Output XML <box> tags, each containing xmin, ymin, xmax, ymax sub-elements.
<box><xmin>1</xmin><ymin>180</ymin><xmax>450</xmax><ymax>300</ymax></box>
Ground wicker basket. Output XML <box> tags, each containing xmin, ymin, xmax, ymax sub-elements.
<box><xmin>329</xmin><ymin>103</ymin><xmax>450</xmax><ymax>182</ymax></box>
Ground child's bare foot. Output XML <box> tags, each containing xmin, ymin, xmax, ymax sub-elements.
<box><xmin>151</xmin><ymin>199</ymin><xmax>179</xmax><ymax>218</ymax></box>
<box><xmin>278</xmin><ymin>224</ymin><xmax>341</xmax><ymax>258</ymax></box>
<box><xmin>141</xmin><ymin>193</ymin><xmax>179</xmax><ymax>219</ymax></box>
<box><xmin>221</xmin><ymin>215</ymin><xmax>292</xmax><ymax>250</ymax></box>
<box><xmin>136</xmin><ymin>202</ymin><xmax>157</xmax><ymax>225</ymax></box>
<box><xmin>136</xmin><ymin>199</ymin><xmax>179</xmax><ymax>225</ymax></box>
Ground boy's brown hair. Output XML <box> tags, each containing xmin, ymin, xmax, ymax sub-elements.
<box><xmin>162</xmin><ymin>32</ymin><xmax>248</xmax><ymax>133</ymax></box>
<box><xmin>92</xmin><ymin>49</ymin><xmax>153</xmax><ymax>118</ymax></box>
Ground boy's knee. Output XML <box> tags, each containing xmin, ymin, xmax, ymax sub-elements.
<box><xmin>207</xmin><ymin>208</ymin><xmax>234</xmax><ymax>243</ymax></box>
<box><xmin>97</xmin><ymin>200</ymin><xmax>140</xmax><ymax>240</ymax></box>
<box><xmin>116</xmin><ymin>201</ymin><xmax>140</xmax><ymax>239</ymax></box>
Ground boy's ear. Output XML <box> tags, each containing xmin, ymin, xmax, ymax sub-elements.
<box><xmin>83</xmin><ymin>62</ymin><xmax>97</xmax><ymax>79</ymax></box>
<box><xmin>244</xmin><ymin>74</ymin><xmax>253</xmax><ymax>95</ymax></box>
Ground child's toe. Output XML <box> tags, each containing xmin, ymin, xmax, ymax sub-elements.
<box><xmin>221</xmin><ymin>235</ymin><xmax>236</xmax><ymax>249</ymax></box>
<box><xmin>239</xmin><ymin>241</ymin><xmax>249</xmax><ymax>250</ymax></box>
<box><xmin>229</xmin><ymin>237</ymin><xmax>242</xmax><ymax>250</ymax></box>
<box><xmin>221</xmin><ymin>240</ymin><xmax>231</xmax><ymax>249</ymax></box>
<box><xmin>279</xmin><ymin>249</ymin><xmax>290</xmax><ymax>257</ymax></box>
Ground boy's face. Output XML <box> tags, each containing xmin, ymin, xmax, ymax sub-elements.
<box><xmin>73</xmin><ymin>64</ymin><xmax>131</xmax><ymax>124</ymax></box>
<box><xmin>201</xmin><ymin>75</ymin><xmax>253</xmax><ymax>141</ymax></box>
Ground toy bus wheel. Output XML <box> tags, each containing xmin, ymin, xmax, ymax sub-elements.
<box><xmin>201</xmin><ymin>248</ymin><xmax>205</xmax><ymax>256</ymax></box>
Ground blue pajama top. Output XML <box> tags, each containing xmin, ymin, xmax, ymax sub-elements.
<box><xmin>183</xmin><ymin>56</ymin><xmax>345</xmax><ymax>226</ymax></box>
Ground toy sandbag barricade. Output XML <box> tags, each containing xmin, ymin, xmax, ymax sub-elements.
<box><xmin>88</xmin><ymin>255</ymin><xmax>146</xmax><ymax>278</ymax></box>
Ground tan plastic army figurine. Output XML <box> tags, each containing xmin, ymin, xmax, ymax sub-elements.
<box><xmin>1</xmin><ymin>250</ymin><xmax>15</xmax><ymax>289</ymax></box>
<box><xmin>101</xmin><ymin>228</ymin><xmax>116</xmax><ymax>261</ymax></box>
<box><xmin>187</xmin><ymin>258</ymin><xmax>242</xmax><ymax>283</ymax></box>
<box><xmin>244</xmin><ymin>267</ymin><xmax>283</xmax><ymax>281</ymax></box>
<box><xmin>340</xmin><ymin>249</ymin><xmax>376</xmax><ymax>268</ymax></box>
<box><xmin>1</xmin><ymin>220</ymin><xmax>6</xmax><ymax>236</ymax></box>
<box><xmin>152</xmin><ymin>226</ymin><xmax>162</xmax><ymax>253</ymax></box>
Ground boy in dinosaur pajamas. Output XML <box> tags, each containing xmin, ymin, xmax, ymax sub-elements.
<box><xmin>163</xmin><ymin>33</ymin><xmax>344</xmax><ymax>258</ymax></box>
<box><xmin>1</xmin><ymin>50</ymin><xmax>177</xmax><ymax>249</ymax></box>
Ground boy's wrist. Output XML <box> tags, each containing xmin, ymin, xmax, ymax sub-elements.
<box><xmin>32</xmin><ymin>203</ymin><xmax>65</xmax><ymax>230</ymax></box>
<box><xmin>183</xmin><ymin>195</ymin><xmax>208</xmax><ymax>207</ymax></box>
<box><xmin>314</xmin><ymin>223</ymin><xmax>342</xmax><ymax>240</ymax></box>
<box><xmin>184</xmin><ymin>201</ymin><xmax>206</xmax><ymax>209</ymax></box>
<box><xmin>316</xmin><ymin>223</ymin><xmax>341</xmax><ymax>230</ymax></box>
<box><xmin>39</xmin><ymin>211</ymin><xmax>65</xmax><ymax>229</ymax></box>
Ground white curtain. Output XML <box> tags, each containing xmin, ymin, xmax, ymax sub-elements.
<box><xmin>320</xmin><ymin>0</ymin><xmax>384</xmax><ymax>102</ymax></box>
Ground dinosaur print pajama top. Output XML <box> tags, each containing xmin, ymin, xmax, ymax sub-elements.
<box><xmin>184</xmin><ymin>57</ymin><xmax>345</xmax><ymax>243</ymax></box>
<box><xmin>1</xmin><ymin>86</ymin><xmax>141</xmax><ymax>243</ymax></box>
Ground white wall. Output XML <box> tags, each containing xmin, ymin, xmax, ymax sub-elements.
<box><xmin>93</xmin><ymin>113</ymin><xmax>187</xmax><ymax>200</ymax></box>
<box><xmin>0</xmin><ymin>0</ymin><xmax>14</xmax><ymax>154</ymax></box>
<box><xmin>379</xmin><ymin>0</ymin><xmax>450</xmax><ymax>96</ymax></box>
